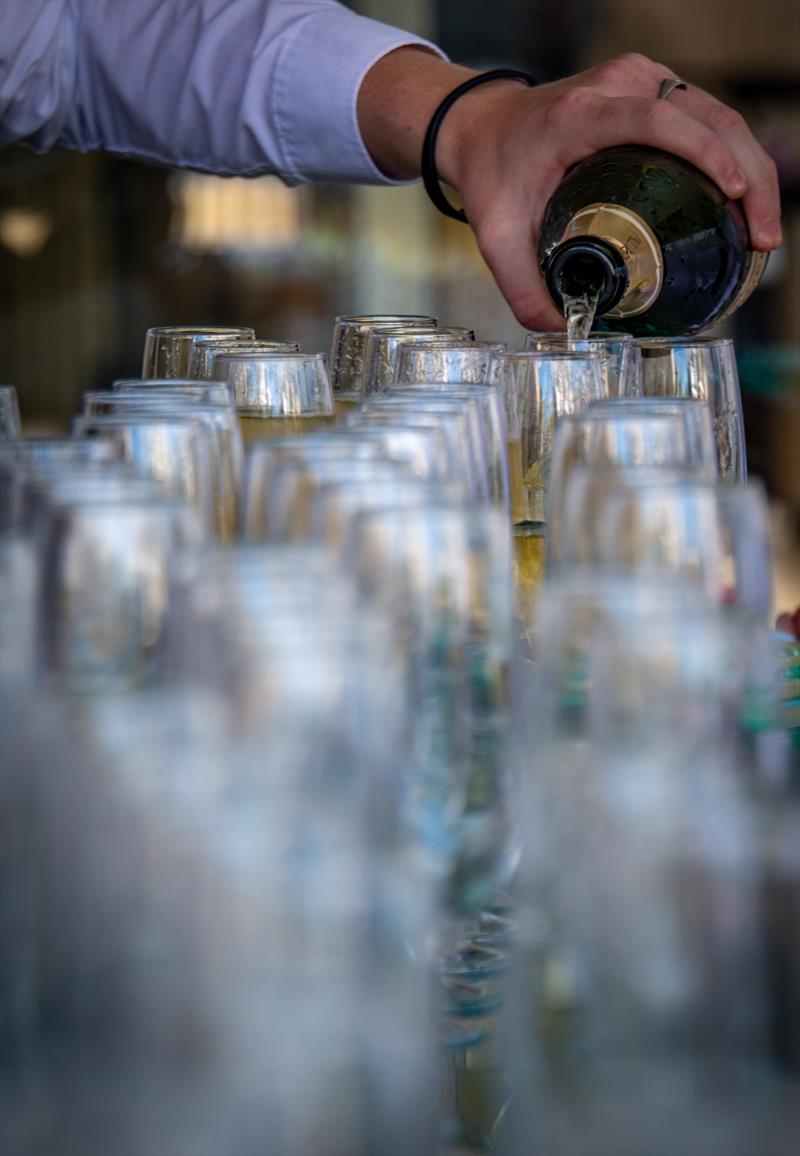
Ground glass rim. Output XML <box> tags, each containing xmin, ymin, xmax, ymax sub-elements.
<box><xmin>236</xmin><ymin>406</ymin><xmax>333</xmax><ymax>417</ymax></box>
<box><xmin>212</xmin><ymin>350</ymin><xmax>326</xmax><ymax>363</ymax></box>
<box><xmin>144</xmin><ymin>325</ymin><xmax>254</xmax><ymax>338</ymax></box>
<box><xmin>490</xmin><ymin>350</ymin><xmax>603</xmax><ymax>361</ymax></box>
<box><xmin>634</xmin><ymin>337</ymin><xmax>734</xmax><ymax>349</ymax></box>
<box><xmin>335</xmin><ymin>314</ymin><xmax>437</xmax><ymax>326</ymax></box>
<box><xmin>526</xmin><ymin>330</ymin><xmax>634</xmax><ymax>342</ymax></box>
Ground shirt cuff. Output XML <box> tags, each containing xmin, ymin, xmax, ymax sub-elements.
<box><xmin>270</xmin><ymin>5</ymin><xmax>446</xmax><ymax>186</ymax></box>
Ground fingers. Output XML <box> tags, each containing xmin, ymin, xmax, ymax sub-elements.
<box><xmin>581</xmin><ymin>56</ymin><xmax>782</xmax><ymax>251</ymax></box>
<box><xmin>548</xmin><ymin>89</ymin><xmax>748</xmax><ymax>200</ymax></box>
<box><xmin>472</xmin><ymin>211</ymin><xmax>564</xmax><ymax>332</ymax></box>
<box><xmin>661</xmin><ymin>86</ymin><xmax>781</xmax><ymax>249</ymax></box>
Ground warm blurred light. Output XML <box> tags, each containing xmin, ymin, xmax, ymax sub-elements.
<box><xmin>168</xmin><ymin>173</ymin><xmax>302</xmax><ymax>252</ymax></box>
<box><xmin>0</xmin><ymin>207</ymin><xmax>53</xmax><ymax>257</ymax></box>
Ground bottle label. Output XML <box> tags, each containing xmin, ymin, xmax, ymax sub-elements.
<box><xmin>716</xmin><ymin>250</ymin><xmax>769</xmax><ymax>325</ymax></box>
<box><xmin>560</xmin><ymin>204</ymin><xmax>663</xmax><ymax>317</ymax></box>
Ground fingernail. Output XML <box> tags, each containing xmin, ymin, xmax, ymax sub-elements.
<box><xmin>728</xmin><ymin>171</ymin><xmax>747</xmax><ymax>197</ymax></box>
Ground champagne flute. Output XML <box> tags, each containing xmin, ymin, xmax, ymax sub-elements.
<box><xmin>394</xmin><ymin>342</ymin><xmax>507</xmax><ymax>385</ymax></box>
<box><xmin>111</xmin><ymin>380</ymin><xmax>234</xmax><ymax>406</ymax></box>
<box><xmin>362</xmin><ymin>327</ymin><xmax>475</xmax><ymax>395</ymax></box>
<box><xmin>81</xmin><ymin>393</ymin><xmax>243</xmax><ymax>541</ymax></box>
<box><xmin>71</xmin><ymin>414</ymin><xmax>216</xmax><ymax>534</ymax></box>
<box><xmin>0</xmin><ymin>438</ymin><xmax>123</xmax><ymax>532</ymax></box>
<box><xmin>387</xmin><ymin>384</ymin><xmax>510</xmax><ymax>510</ymax></box>
<box><xmin>362</xmin><ymin>394</ymin><xmax>491</xmax><ymax>504</ymax></box>
<box><xmin>545</xmin><ymin>408</ymin><xmax>711</xmax><ymax>571</ymax></box>
<box><xmin>141</xmin><ymin>324</ymin><xmax>254</xmax><ymax>378</ymax></box>
<box><xmin>636</xmin><ymin>337</ymin><xmax>746</xmax><ymax>482</ymax></box>
<box><xmin>330</xmin><ymin>313</ymin><xmax>438</xmax><ymax>410</ymax></box>
<box><xmin>210</xmin><ymin>350</ymin><xmax>335</xmax><ymax>443</ymax></box>
<box><xmin>190</xmin><ymin>338</ymin><xmax>299</xmax><ymax>380</ymax></box>
<box><xmin>36</xmin><ymin>488</ymin><xmax>201</xmax><ymax>689</ymax></box>
<box><xmin>589</xmin><ymin>397</ymin><xmax>719</xmax><ymax>475</ymax></box>
<box><xmin>488</xmin><ymin>351</ymin><xmax>606</xmax><ymax>629</ymax></box>
<box><xmin>560</xmin><ymin>471</ymin><xmax>774</xmax><ymax>622</ymax></box>
<box><xmin>525</xmin><ymin>331</ymin><xmax>640</xmax><ymax>398</ymax></box>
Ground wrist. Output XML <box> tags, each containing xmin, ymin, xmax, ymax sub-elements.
<box><xmin>434</xmin><ymin>77</ymin><xmax>531</xmax><ymax>191</ymax></box>
<box><xmin>358</xmin><ymin>49</ymin><xmax>477</xmax><ymax>181</ymax></box>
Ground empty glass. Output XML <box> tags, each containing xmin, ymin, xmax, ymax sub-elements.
<box><xmin>329</xmin><ymin>313</ymin><xmax>437</xmax><ymax>407</ymax></box>
<box><xmin>361</xmin><ymin>394</ymin><xmax>490</xmax><ymax>503</ymax></box>
<box><xmin>636</xmin><ymin>337</ymin><xmax>746</xmax><ymax>482</ymax></box>
<box><xmin>589</xmin><ymin>397</ymin><xmax>719</xmax><ymax>475</ymax></box>
<box><xmin>141</xmin><ymin>325</ymin><xmax>255</xmax><ymax>378</ymax></box>
<box><xmin>506</xmin><ymin>578</ymin><xmax>787</xmax><ymax>1156</ymax></box>
<box><xmin>525</xmin><ymin>331</ymin><xmax>640</xmax><ymax>398</ymax></box>
<box><xmin>0</xmin><ymin>385</ymin><xmax>22</xmax><ymax>438</ymax></box>
<box><xmin>546</xmin><ymin>408</ymin><xmax>711</xmax><ymax>571</ymax></box>
<box><xmin>81</xmin><ymin>393</ymin><xmax>242</xmax><ymax>541</ymax></box>
<box><xmin>37</xmin><ymin>490</ymin><xmax>201</xmax><ymax>689</ymax></box>
<box><xmin>0</xmin><ymin>438</ymin><xmax>123</xmax><ymax>532</ymax></box>
<box><xmin>361</xmin><ymin>327</ymin><xmax>475</xmax><ymax>395</ymax></box>
<box><xmin>111</xmin><ymin>380</ymin><xmax>234</xmax><ymax>406</ymax></box>
<box><xmin>71</xmin><ymin>414</ymin><xmax>215</xmax><ymax>534</ymax></box>
<box><xmin>387</xmin><ymin>384</ymin><xmax>509</xmax><ymax>509</ymax></box>
<box><xmin>210</xmin><ymin>351</ymin><xmax>335</xmax><ymax>443</ymax></box>
<box><xmin>394</xmin><ymin>342</ymin><xmax>507</xmax><ymax>385</ymax></box>
<box><xmin>190</xmin><ymin>338</ymin><xmax>299</xmax><ymax>380</ymax></box>
<box><xmin>560</xmin><ymin>472</ymin><xmax>774</xmax><ymax>620</ymax></box>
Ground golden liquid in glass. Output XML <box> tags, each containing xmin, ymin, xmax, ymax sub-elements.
<box><xmin>237</xmin><ymin>413</ymin><xmax>336</xmax><ymax>445</ymax></box>
<box><xmin>334</xmin><ymin>395</ymin><xmax>362</xmax><ymax>421</ymax></box>
<box><xmin>513</xmin><ymin>523</ymin><xmax>546</xmax><ymax>636</ymax></box>
<box><xmin>507</xmin><ymin>437</ymin><xmax>526</xmax><ymax>524</ymax></box>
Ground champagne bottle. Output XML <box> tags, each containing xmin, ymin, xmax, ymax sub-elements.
<box><xmin>539</xmin><ymin>145</ymin><xmax>768</xmax><ymax>336</ymax></box>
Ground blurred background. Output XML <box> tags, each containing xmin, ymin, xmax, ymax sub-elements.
<box><xmin>0</xmin><ymin>0</ymin><xmax>797</xmax><ymax>599</ymax></box>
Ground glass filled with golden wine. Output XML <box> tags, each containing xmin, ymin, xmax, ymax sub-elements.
<box><xmin>488</xmin><ymin>350</ymin><xmax>606</xmax><ymax>631</ymax></box>
<box><xmin>209</xmin><ymin>350</ymin><xmax>335</xmax><ymax>446</ymax></box>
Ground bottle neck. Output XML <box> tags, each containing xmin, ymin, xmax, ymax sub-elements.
<box><xmin>543</xmin><ymin>237</ymin><xmax>629</xmax><ymax>317</ymax></box>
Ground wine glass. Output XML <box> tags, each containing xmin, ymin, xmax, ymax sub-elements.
<box><xmin>141</xmin><ymin>324</ymin><xmax>255</xmax><ymax>378</ymax></box>
<box><xmin>209</xmin><ymin>350</ymin><xmax>335</xmax><ymax>443</ymax></box>
<box><xmin>0</xmin><ymin>438</ymin><xmax>124</xmax><ymax>533</ymax></box>
<box><xmin>0</xmin><ymin>385</ymin><xmax>22</xmax><ymax>437</ymax></box>
<box><xmin>394</xmin><ymin>342</ymin><xmax>507</xmax><ymax>385</ymax></box>
<box><xmin>545</xmin><ymin>408</ymin><xmax>711</xmax><ymax>571</ymax></box>
<box><xmin>525</xmin><ymin>331</ymin><xmax>640</xmax><ymax>398</ymax></box>
<box><xmin>559</xmin><ymin>471</ymin><xmax>774</xmax><ymax>621</ymax></box>
<box><xmin>589</xmin><ymin>397</ymin><xmax>719</xmax><ymax>475</ymax></box>
<box><xmin>71</xmin><ymin>414</ymin><xmax>216</xmax><ymax>534</ymax></box>
<box><xmin>190</xmin><ymin>338</ymin><xmax>299</xmax><ymax>380</ymax></box>
<box><xmin>361</xmin><ymin>394</ymin><xmax>491</xmax><ymax>503</ymax></box>
<box><xmin>487</xmin><ymin>351</ymin><xmax>606</xmax><ymax>630</ymax></box>
<box><xmin>506</xmin><ymin>576</ymin><xmax>781</xmax><ymax>1156</ymax></box>
<box><xmin>361</xmin><ymin>327</ymin><xmax>475</xmax><ymax>395</ymax></box>
<box><xmin>387</xmin><ymin>384</ymin><xmax>510</xmax><ymax>510</ymax></box>
<box><xmin>264</xmin><ymin>456</ymin><xmax>418</xmax><ymax>543</ymax></box>
<box><xmin>635</xmin><ymin>337</ymin><xmax>746</xmax><ymax>482</ymax></box>
<box><xmin>36</xmin><ymin>488</ymin><xmax>201</xmax><ymax>690</ymax></box>
<box><xmin>111</xmin><ymin>380</ymin><xmax>234</xmax><ymax>406</ymax></box>
<box><xmin>330</xmin><ymin>313</ymin><xmax>438</xmax><ymax>410</ymax></box>
<box><xmin>81</xmin><ymin>393</ymin><xmax>243</xmax><ymax>541</ymax></box>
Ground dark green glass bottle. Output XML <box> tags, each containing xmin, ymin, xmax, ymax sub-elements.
<box><xmin>539</xmin><ymin>145</ymin><xmax>768</xmax><ymax>336</ymax></box>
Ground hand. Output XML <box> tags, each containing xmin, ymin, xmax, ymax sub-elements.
<box><xmin>359</xmin><ymin>51</ymin><xmax>782</xmax><ymax>332</ymax></box>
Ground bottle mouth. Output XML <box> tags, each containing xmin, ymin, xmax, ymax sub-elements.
<box><xmin>544</xmin><ymin>237</ymin><xmax>629</xmax><ymax>317</ymax></box>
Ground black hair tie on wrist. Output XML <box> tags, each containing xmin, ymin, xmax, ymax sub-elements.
<box><xmin>421</xmin><ymin>68</ymin><xmax>539</xmax><ymax>224</ymax></box>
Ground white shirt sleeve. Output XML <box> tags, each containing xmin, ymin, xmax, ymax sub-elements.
<box><xmin>0</xmin><ymin>0</ymin><xmax>446</xmax><ymax>185</ymax></box>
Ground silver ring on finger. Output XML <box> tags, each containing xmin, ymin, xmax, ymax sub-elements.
<box><xmin>658</xmin><ymin>77</ymin><xmax>688</xmax><ymax>101</ymax></box>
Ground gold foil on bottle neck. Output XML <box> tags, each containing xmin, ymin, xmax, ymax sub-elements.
<box><xmin>560</xmin><ymin>203</ymin><xmax>663</xmax><ymax>317</ymax></box>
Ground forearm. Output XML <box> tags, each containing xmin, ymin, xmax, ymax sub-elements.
<box><xmin>0</xmin><ymin>0</ymin><xmax>448</xmax><ymax>185</ymax></box>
